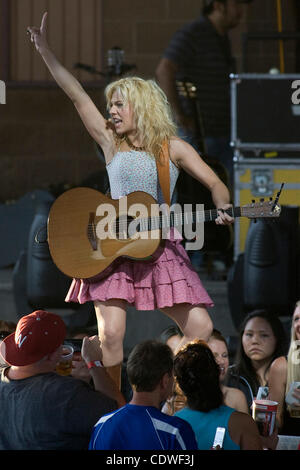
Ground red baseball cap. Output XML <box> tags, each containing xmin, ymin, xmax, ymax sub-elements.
<box><xmin>0</xmin><ymin>310</ymin><xmax>66</xmax><ymax>366</ymax></box>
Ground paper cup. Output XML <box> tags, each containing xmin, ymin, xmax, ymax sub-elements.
<box><xmin>56</xmin><ymin>345</ymin><xmax>74</xmax><ymax>376</ymax></box>
<box><xmin>252</xmin><ymin>399</ymin><xmax>278</xmax><ymax>436</ymax></box>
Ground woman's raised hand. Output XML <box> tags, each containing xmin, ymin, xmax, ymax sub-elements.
<box><xmin>27</xmin><ymin>11</ymin><xmax>48</xmax><ymax>52</ymax></box>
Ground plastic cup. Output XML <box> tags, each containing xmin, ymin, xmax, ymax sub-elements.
<box><xmin>252</xmin><ymin>399</ymin><xmax>278</xmax><ymax>436</ymax></box>
<box><xmin>56</xmin><ymin>345</ymin><xmax>74</xmax><ymax>376</ymax></box>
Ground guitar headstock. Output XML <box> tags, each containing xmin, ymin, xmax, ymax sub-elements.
<box><xmin>241</xmin><ymin>199</ymin><xmax>281</xmax><ymax>219</ymax></box>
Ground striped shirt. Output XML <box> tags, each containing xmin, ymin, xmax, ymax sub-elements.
<box><xmin>89</xmin><ymin>404</ymin><xmax>198</xmax><ymax>450</ymax></box>
<box><xmin>163</xmin><ymin>15</ymin><xmax>236</xmax><ymax>137</ymax></box>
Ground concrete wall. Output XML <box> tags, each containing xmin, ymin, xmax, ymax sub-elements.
<box><xmin>1</xmin><ymin>0</ymin><xmax>298</xmax><ymax>201</ymax></box>
<box><xmin>0</xmin><ymin>86</ymin><xmax>106</xmax><ymax>201</ymax></box>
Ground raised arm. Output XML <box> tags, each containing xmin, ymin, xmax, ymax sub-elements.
<box><xmin>27</xmin><ymin>12</ymin><xmax>115</xmax><ymax>161</ymax></box>
<box><xmin>81</xmin><ymin>335</ymin><xmax>126</xmax><ymax>409</ymax></box>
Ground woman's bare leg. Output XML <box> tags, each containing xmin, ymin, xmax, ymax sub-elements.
<box><xmin>94</xmin><ymin>299</ymin><xmax>127</xmax><ymax>367</ymax></box>
<box><xmin>160</xmin><ymin>303</ymin><xmax>213</xmax><ymax>353</ymax></box>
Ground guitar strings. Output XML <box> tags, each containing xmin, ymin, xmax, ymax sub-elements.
<box><xmin>92</xmin><ymin>208</ymin><xmax>236</xmax><ymax>236</ymax></box>
<box><xmin>87</xmin><ymin>202</ymin><xmax>274</xmax><ymax>236</ymax></box>
<box><xmin>108</xmin><ymin>202</ymin><xmax>273</xmax><ymax>232</ymax></box>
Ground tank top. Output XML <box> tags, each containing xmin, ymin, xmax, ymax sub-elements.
<box><xmin>106</xmin><ymin>150</ymin><xmax>179</xmax><ymax>204</ymax></box>
<box><xmin>175</xmin><ymin>405</ymin><xmax>240</xmax><ymax>450</ymax></box>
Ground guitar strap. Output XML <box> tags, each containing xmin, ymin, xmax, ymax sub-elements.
<box><xmin>156</xmin><ymin>139</ymin><xmax>170</xmax><ymax>207</ymax></box>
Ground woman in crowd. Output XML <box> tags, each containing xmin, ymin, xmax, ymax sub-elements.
<box><xmin>268</xmin><ymin>300</ymin><xmax>300</xmax><ymax>435</ymax></box>
<box><xmin>27</xmin><ymin>12</ymin><xmax>234</xmax><ymax>388</ymax></box>
<box><xmin>173</xmin><ymin>340</ymin><xmax>262</xmax><ymax>450</ymax></box>
<box><xmin>208</xmin><ymin>329</ymin><xmax>249</xmax><ymax>413</ymax></box>
<box><xmin>163</xmin><ymin>328</ymin><xmax>249</xmax><ymax>415</ymax></box>
<box><xmin>225</xmin><ymin>310</ymin><xmax>287</xmax><ymax>410</ymax></box>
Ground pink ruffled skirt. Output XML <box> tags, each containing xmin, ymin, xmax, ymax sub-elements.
<box><xmin>65</xmin><ymin>230</ymin><xmax>214</xmax><ymax>311</ymax></box>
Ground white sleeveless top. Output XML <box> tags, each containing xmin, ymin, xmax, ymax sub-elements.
<box><xmin>106</xmin><ymin>150</ymin><xmax>180</xmax><ymax>204</ymax></box>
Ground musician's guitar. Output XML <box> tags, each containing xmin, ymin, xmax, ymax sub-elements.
<box><xmin>47</xmin><ymin>187</ymin><xmax>281</xmax><ymax>279</ymax></box>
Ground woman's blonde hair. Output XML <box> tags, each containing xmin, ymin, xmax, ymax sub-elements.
<box><xmin>286</xmin><ymin>300</ymin><xmax>300</xmax><ymax>410</ymax></box>
<box><xmin>105</xmin><ymin>76</ymin><xmax>177</xmax><ymax>160</ymax></box>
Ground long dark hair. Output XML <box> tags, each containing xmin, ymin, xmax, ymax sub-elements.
<box><xmin>174</xmin><ymin>340</ymin><xmax>223</xmax><ymax>412</ymax></box>
<box><xmin>233</xmin><ymin>310</ymin><xmax>287</xmax><ymax>394</ymax></box>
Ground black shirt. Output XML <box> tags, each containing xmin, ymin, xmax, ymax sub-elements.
<box><xmin>163</xmin><ymin>15</ymin><xmax>235</xmax><ymax>137</ymax></box>
<box><xmin>0</xmin><ymin>368</ymin><xmax>117</xmax><ymax>450</ymax></box>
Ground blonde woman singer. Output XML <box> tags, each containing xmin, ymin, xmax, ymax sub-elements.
<box><xmin>28</xmin><ymin>13</ymin><xmax>234</xmax><ymax>388</ymax></box>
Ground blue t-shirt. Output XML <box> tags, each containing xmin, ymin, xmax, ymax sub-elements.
<box><xmin>175</xmin><ymin>405</ymin><xmax>240</xmax><ymax>450</ymax></box>
<box><xmin>89</xmin><ymin>404</ymin><xmax>198</xmax><ymax>450</ymax></box>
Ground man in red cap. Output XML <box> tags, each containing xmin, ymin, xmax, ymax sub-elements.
<box><xmin>0</xmin><ymin>310</ymin><xmax>125</xmax><ymax>450</ymax></box>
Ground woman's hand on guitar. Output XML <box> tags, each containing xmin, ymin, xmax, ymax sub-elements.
<box><xmin>215</xmin><ymin>204</ymin><xmax>234</xmax><ymax>225</ymax></box>
<box><xmin>27</xmin><ymin>11</ymin><xmax>48</xmax><ymax>53</ymax></box>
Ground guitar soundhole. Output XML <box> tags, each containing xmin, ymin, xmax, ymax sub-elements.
<box><xmin>114</xmin><ymin>215</ymin><xmax>137</xmax><ymax>240</ymax></box>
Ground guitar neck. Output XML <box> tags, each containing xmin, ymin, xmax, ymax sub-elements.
<box><xmin>198</xmin><ymin>206</ymin><xmax>240</xmax><ymax>223</ymax></box>
<box><xmin>138</xmin><ymin>206</ymin><xmax>241</xmax><ymax>232</ymax></box>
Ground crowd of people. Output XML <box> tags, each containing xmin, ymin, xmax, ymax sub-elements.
<box><xmin>0</xmin><ymin>302</ymin><xmax>299</xmax><ymax>450</ymax></box>
<box><xmin>1</xmin><ymin>0</ymin><xmax>298</xmax><ymax>451</ymax></box>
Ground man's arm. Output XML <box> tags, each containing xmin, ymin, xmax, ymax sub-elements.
<box><xmin>156</xmin><ymin>58</ymin><xmax>180</xmax><ymax>118</ymax></box>
<box><xmin>230</xmin><ymin>412</ymin><xmax>263</xmax><ymax>450</ymax></box>
<box><xmin>156</xmin><ymin>58</ymin><xmax>194</xmax><ymax>130</ymax></box>
<box><xmin>81</xmin><ymin>336</ymin><xmax>126</xmax><ymax>408</ymax></box>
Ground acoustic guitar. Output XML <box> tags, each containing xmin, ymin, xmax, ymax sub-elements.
<box><xmin>47</xmin><ymin>187</ymin><xmax>281</xmax><ymax>279</ymax></box>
